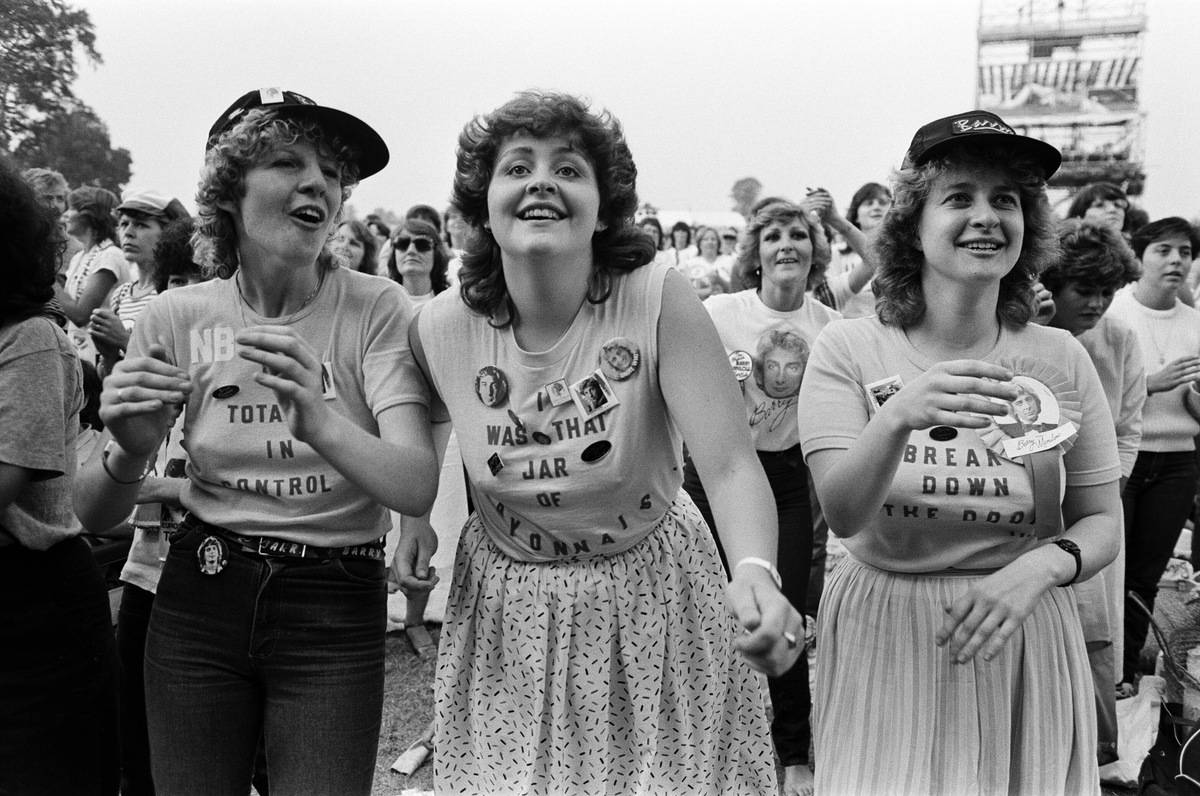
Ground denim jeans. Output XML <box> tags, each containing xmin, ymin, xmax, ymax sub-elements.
<box><xmin>118</xmin><ymin>582</ymin><xmax>157</xmax><ymax>796</ymax></box>
<box><xmin>0</xmin><ymin>535</ymin><xmax>120</xmax><ymax>796</ymax></box>
<box><xmin>144</xmin><ymin>520</ymin><xmax>387</xmax><ymax>795</ymax></box>
<box><xmin>683</xmin><ymin>445</ymin><xmax>813</xmax><ymax>767</ymax></box>
<box><xmin>1122</xmin><ymin>450</ymin><xmax>1198</xmax><ymax>683</ymax></box>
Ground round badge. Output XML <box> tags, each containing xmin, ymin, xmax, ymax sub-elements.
<box><xmin>930</xmin><ymin>426</ymin><xmax>958</xmax><ymax>442</ymax></box>
<box><xmin>532</xmin><ymin>431</ymin><xmax>553</xmax><ymax>445</ymax></box>
<box><xmin>474</xmin><ymin>366</ymin><xmax>509</xmax><ymax>408</ymax></box>
<box><xmin>212</xmin><ymin>385</ymin><xmax>239</xmax><ymax>399</ymax></box>
<box><xmin>598</xmin><ymin>337</ymin><xmax>640</xmax><ymax>381</ymax></box>
<box><xmin>728</xmin><ymin>351</ymin><xmax>753</xmax><ymax>382</ymax></box>
<box><xmin>580</xmin><ymin>440</ymin><xmax>612</xmax><ymax>463</ymax></box>
<box><xmin>196</xmin><ymin>535</ymin><xmax>228</xmax><ymax>576</ymax></box>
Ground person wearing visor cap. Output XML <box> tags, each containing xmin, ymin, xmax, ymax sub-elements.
<box><xmin>90</xmin><ymin>188</ymin><xmax>190</xmax><ymax>376</ymax></box>
<box><xmin>798</xmin><ymin>109</ymin><xmax>1121</xmax><ymax>793</ymax></box>
<box><xmin>75</xmin><ymin>88</ymin><xmax>437</xmax><ymax>795</ymax></box>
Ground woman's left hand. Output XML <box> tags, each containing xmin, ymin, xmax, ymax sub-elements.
<box><xmin>936</xmin><ymin>555</ymin><xmax>1053</xmax><ymax>663</ymax></box>
<box><xmin>90</xmin><ymin>307</ymin><xmax>131</xmax><ymax>351</ymax></box>
<box><xmin>236</xmin><ymin>325</ymin><xmax>331</xmax><ymax>444</ymax></box>
<box><xmin>728</xmin><ymin>566</ymin><xmax>804</xmax><ymax>677</ymax></box>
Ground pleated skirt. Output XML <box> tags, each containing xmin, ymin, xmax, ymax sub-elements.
<box><xmin>814</xmin><ymin>556</ymin><xmax>1099</xmax><ymax>796</ymax></box>
<box><xmin>433</xmin><ymin>493</ymin><xmax>777</xmax><ymax>795</ymax></box>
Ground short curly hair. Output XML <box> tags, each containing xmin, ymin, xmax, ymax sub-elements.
<box><xmin>387</xmin><ymin>218</ymin><xmax>451</xmax><ymax>295</ymax></box>
<box><xmin>1041</xmin><ymin>218</ymin><xmax>1139</xmax><ymax>295</ymax></box>
<box><xmin>735</xmin><ymin>201</ymin><xmax>831</xmax><ymax>291</ymax></box>
<box><xmin>153</xmin><ymin>217</ymin><xmax>203</xmax><ymax>293</ymax></box>
<box><xmin>873</xmin><ymin>139</ymin><xmax>1059</xmax><ymax>329</ymax></box>
<box><xmin>451</xmin><ymin>90</ymin><xmax>654</xmax><ymax>323</ymax></box>
<box><xmin>1</xmin><ymin>156</ymin><xmax>60</xmax><ymax>323</ymax></box>
<box><xmin>194</xmin><ymin>108</ymin><xmax>360</xmax><ymax>279</ymax></box>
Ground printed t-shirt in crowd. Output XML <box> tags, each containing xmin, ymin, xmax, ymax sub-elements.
<box><xmin>418</xmin><ymin>262</ymin><xmax>682</xmax><ymax>563</ymax></box>
<box><xmin>0</xmin><ymin>316</ymin><xmax>83</xmax><ymax>550</ymax></box>
<box><xmin>1106</xmin><ymin>287</ymin><xmax>1200</xmax><ymax>452</ymax></box>
<box><xmin>798</xmin><ymin>317</ymin><xmax>1120</xmax><ymax>573</ymax></box>
<box><xmin>1077</xmin><ymin>313</ymin><xmax>1145</xmax><ymax>477</ymax></box>
<box><xmin>703</xmin><ymin>288</ymin><xmax>841</xmax><ymax>451</ymax></box>
<box><xmin>126</xmin><ymin>267</ymin><xmax>427</xmax><ymax>547</ymax></box>
<box><xmin>64</xmin><ymin>239</ymin><xmax>131</xmax><ymax>361</ymax></box>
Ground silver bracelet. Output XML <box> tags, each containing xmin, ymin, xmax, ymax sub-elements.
<box><xmin>733</xmin><ymin>556</ymin><xmax>782</xmax><ymax>590</ymax></box>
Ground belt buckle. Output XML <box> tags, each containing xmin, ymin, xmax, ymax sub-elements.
<box><xmin>256</xmin><ymin>537</ymin><xmax>307</xmax><ymax>558</ymax></box>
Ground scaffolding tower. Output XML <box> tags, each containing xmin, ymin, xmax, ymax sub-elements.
<box><xmin>977</xmin><ymin>0</ymin><xmax>1147</xmax><ymax>194</ymax></box>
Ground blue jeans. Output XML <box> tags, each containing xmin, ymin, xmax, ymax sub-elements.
<box><xmin>144</xmin><ymin>520</ymin><xmax>387</xmax><ymax>795</ymax></box>
<box><xmin>0</xmin><ymin>536</ymin><xmax>119</xmax><ymax>796</ymax></box>
<box><xmin>1123</xmin><ymin>450</ymin><xmax>1198</xmax><ymax>683</ymax></box>
<box><xmin>683</xmin><ymin>445</ymin><xmax>813</xmax><ymax>767</ymax></box>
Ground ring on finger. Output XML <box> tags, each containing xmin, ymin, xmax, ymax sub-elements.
<box><xmin>783</xmin><ymin>631</ymin><xmax>799</xmax><ymax>650</ymax></box>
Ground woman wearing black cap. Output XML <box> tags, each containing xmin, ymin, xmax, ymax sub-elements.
<box><xmin>75</xmin><ymin>88</ymin><xmax>437</xmax><ymax>794</ymax></box>
<box><xmin>797</xmin><ymin>111</ymin><xmax>1121</xmax><ymax>792</ymax></box>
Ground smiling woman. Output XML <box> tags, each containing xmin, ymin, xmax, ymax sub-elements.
<box><xmin>403</xmin><ymin>90</ymin><xmax>801</xmax><ymax>794</ymax></box>
<box><xmin>74</xmin><ymin>88</ymin><xmax>438</xmax><ymax>796</ymax></box>
<box><xmin>798</xmin><ymin>110</ymin><xmax>1122</xmax><ymax>793</ymax></box>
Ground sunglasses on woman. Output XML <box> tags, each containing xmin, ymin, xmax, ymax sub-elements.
<box><xmin>394</xmin><ymin>236</ymin><xmax>433</xmax><ymax>253</ymax></box>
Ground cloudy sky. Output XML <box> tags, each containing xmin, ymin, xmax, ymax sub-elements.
<box><xmin>71</xmin><ymin>0</ymin><xmax>1199</xmax><ymax>221</ymax></box>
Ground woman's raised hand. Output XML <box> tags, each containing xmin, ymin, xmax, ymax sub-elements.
<box><xmin>101</xmin><ymin>342</ymin><xmax>191</xmax><ymax>455</ymax></box>
<box><xmin>880</xmin><ymin>359</ymin><xmax>1018</xmax><ymax>432</ymax></box>
<box><xmin>236</xmin><ymin>325</ymin><xmax>331</xmax><ymax>444</ymax></box>
<box><xmin>89</xmin><ymin>306</ymin><xmax>131</xmax><ymax>354</ymax></box>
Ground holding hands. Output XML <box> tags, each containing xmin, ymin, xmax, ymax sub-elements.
<box><xmin>728</xmin><ymin>561</ymin><xmax>804</xmax><ymax>677</ymax></box>
<box><xmin>89</xmin><ymin>307</ymin><xmax>131</xmax><ymax>361</ymax></box>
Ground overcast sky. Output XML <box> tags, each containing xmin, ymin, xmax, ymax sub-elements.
<box><xmin>70</xmin><ymin>0</ymin><xmax>1200</xmax><ymax>222</ymax></box>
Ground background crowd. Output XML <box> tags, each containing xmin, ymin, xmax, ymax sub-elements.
<box><xmin>3</xmin><ymin>87</ymin><xmax>1200</xmax><ymax>796</ymax></box>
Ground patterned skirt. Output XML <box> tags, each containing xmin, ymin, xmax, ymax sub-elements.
<box><xmin>814</xmin><ymin>556</ymin><xmax>1099</xmax><ymax>796</ymax></box>
<box><xmin>433</xmin><ymin>493</ymin><xmax>777</xmax><ymax>795</ymax></box>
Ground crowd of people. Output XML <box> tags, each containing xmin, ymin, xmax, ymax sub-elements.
<box><xmin>2</xmin><ymin>85</ymin><xmax>1198</xmax><ymax>796</ymax></box>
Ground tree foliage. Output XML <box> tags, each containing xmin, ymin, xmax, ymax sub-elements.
<box><xmin>0</xmin><ymin>0</ymin><xmax>100</xmax><ymax>152</ymax></box>
<box><xmin>14</xmin><ymin>102</ymin><xmax>131</xmax><ymax>193</ymax></box>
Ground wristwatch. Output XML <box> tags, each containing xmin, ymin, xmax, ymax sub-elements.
<box><xmin>1053</xmin><ymin>539</ymin><xmax>1082</xmax><ymax>586</ymax></box>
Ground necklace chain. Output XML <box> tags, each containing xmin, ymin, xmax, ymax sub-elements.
<box><xmin>235</xmin><ymin>269</ymin><xmax>324</xmax><ymax>322</ymax></box>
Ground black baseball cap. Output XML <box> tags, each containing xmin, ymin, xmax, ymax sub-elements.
<box><xmin>206</xmin><ymin>88</ymin><xmax>390</xmax><ymax>180</ymax></box>
<box><xmin>903</xmin><ymin>110</ymin><xmax>1061</xmax><ymax>179</ymax></box>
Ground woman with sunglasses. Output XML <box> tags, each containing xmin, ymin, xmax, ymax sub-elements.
<box><xmin>74</xmin><ymin>88</ymin><xmax>437</xmax><ymax>794</ymax></box>
<box><xmin>386</xmin><ymin>217</ymin><xmax>450</xmax><ymax>308</ymax></box>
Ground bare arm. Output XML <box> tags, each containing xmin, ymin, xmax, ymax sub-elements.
<box><xmin>55</xmin><ymin>270</ymin><xmax>117</xmax><ymax>327</ymax></box>
<box><xmin>807</xmin><ymin>359</ymin><xmax>1020</xmax><ymax>538</ymax></box>
<box><xmin>938</xmin><ymin>479</ymin><xmax>1121</xmax><ymax>662</ymax></box>
<box><xmin>658</xmin><ymin>268</ymin><xmax>800</xmax><ymax>676</ymax></box>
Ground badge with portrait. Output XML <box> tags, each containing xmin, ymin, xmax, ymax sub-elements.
<box><xmin>976</xmin><ymin>373</ymin><xmax>1078</xmax><ymax>460</ymax></box>
<box><xmin>570</xmin><ymin>370</ymin><xmax>619</xmax><ymax>420</ymax></box>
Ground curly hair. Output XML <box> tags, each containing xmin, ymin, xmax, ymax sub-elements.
<box><xmin>1041</xmin><ymin>218</ymin><xmax>1139</xmax><ymax>294</ymax></box>
<box><xmin>1130</xmin><ymin>217</ymin><xmax>1200</xmax><ymax>261</ymax></box>
<box><xmin>334</xmin><ymin>220</ymin><xmax>379</xmax><ymax>274</ymax></box>
<box><xmin>194</xmin><ymin>108</ymin><xmax>360</xmax><ymax>279</ymax></box>
<box><xmin>451</xmin><ymin>91</ymin><xmax>653</xmax><ymax>323</ymax></box>
<box><xmin>386</xmin><ymin>218</ymin><xmax>451</xmax><ymax>295</ymax></box>
<box><xmin>873</xmin><ymin>139</ymin><xmax>1058</xmax><ymax>329</ymax></box>
<box><xmin>846</xmin><ymin>182</ymin><xmax>892</xmax><ymax>230</ymax></box>
<box><xmin>153</xmin><ymin>217</ymin><xmax>203</xmax><ymax>293</ymax></box>
<box><xmin>0</xmin><ymin>157</ymin><xmax>61</xmax><ymax>323</ymax></box>
<box><xmin>1065</xmin><ymin>182</ymin><xmax>1131</xmax><ymax>233</ymax></box>
<box><xmin>735</xmin><ymin>201</ymin><xmax>832</xmax><ymax>291</ymax></box>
